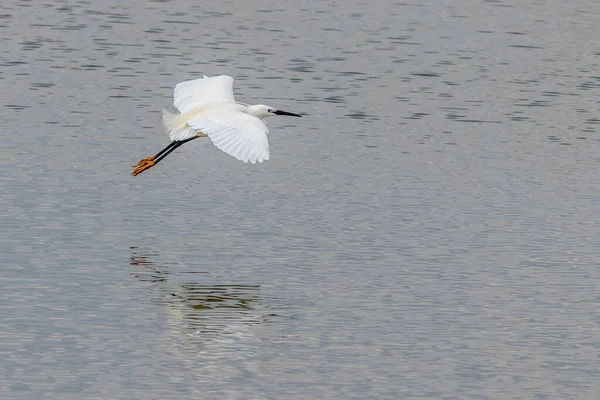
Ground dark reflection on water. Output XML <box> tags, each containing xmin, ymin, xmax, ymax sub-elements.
<box><xmin>175</xmin><ymin>284</ymin><xmax>258</xmax><ymax>311</ymax></box>
<box><xmin>130</xmin><ymin>247</ymin><xmax>263</xmax><ymax>341</ymax></box>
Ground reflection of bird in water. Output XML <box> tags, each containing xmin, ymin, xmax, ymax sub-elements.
<box><xmin>130</xmin><ymin>247</ymin><xmax>271</xmax><ymax>378</ymax></box>
<box><xmin>129</xmin><ymin>247</ymin><xmax>262</xmax><ymax>339</ymax></box>
<box><xmin>130</xmin><ymin>249</ymin><xmax>168</xmax><ymax>283</ymax></box>
<box><xmin>172</xmin><ymin>284</ymin><xmax>257</xmax><ymax>311</ymax></box>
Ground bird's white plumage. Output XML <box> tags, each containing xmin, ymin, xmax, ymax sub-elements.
<box><xmin>187</xmin><ymin>109</ymin><xmax>270</xmax><ymax>164</ymax></box>
<box><xmin>162</xmin><ymin>109</ymin><xmax>197</xmax><ymax>141</ymax></box>
<box><xmin>132</xmin><ymin>74</ymin><xmax>300</xmax><ymax>176</ymax></box>
<box><xmin>159</xmin><ymin>74</ymin><xmax>296</xmax><ymax>164</ymax></box>
<box><xmin>173</xmin><ymin>75</ymin><xmax>235</xmax><ymax>114</ymax></box>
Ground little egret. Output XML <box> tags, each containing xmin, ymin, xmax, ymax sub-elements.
<box><xmin>131</xmin><ymin>74</ymin><xmax>302</xmax><ymax>176</ymax></box>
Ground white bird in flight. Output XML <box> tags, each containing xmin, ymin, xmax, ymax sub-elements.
<box><xmin>132</xmin><ymin>74</ymin><xmax>302</xmax><ymax>176</ymax></box>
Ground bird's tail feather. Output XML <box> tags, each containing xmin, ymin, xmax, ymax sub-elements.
<box><xmin>162</xmin><ymin>109</ymin><xmax>198</xmax><ymax>141</ymax></box>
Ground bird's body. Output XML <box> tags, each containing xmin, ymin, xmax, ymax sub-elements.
<box><xmin>132</xmin><ymin>75</ymin><xmax>301</xmax><ymax>176</ymax></box>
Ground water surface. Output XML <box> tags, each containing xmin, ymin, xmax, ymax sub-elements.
<box><xmin>2</xmin><ymin>0</ymin><xmax>600</xmax><ymax>399</ymax></box>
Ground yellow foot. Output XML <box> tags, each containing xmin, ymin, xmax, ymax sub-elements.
<box><xmin>132</xmin><ymin>157</ymin><xmax>154</xmax><ymax>168</ymax></box>
<box><xmin>132</xmin><ymin>158</ymin><xmax>155</xmax><ymax>176</ymax></box>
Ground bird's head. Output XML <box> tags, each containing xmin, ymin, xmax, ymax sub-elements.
<box><xmin>248</xmin><ymin>104</ymin><xmax>302</xmax><ymax>119</ymax></box>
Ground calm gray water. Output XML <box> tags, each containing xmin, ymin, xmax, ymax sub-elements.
<box><xmin>2</xmin><ymin>0</ymin><xmax>600</xmax><ymax>399</ymax></box>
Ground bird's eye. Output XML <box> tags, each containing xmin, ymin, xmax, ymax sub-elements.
<box><xmin>268</xmin><ymin>109</ymin><xmax>275</xmax><ymax>113</ymax></box>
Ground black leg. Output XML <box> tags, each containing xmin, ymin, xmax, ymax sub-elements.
<box><xmin>153</xmin><ymin>136</ymin><xmax>200</xmax><ymax>166</ymax></box>
<box><xmin>152</xmin><ymin>141</ymin><xmax>179</xmax><ymax>160</ymax></box>
<box><xmin>132</xmin><ymin>135</ymin><xmax>203</xmax><ymax>176</ymax></box>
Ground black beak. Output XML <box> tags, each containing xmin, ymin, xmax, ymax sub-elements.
<box><xmin>274</xmin><ymin>109</ymin><xmax>302</xmax><ymax>117</ymax></box>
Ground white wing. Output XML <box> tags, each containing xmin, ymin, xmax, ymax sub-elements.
<box><xmin>173</xmin><ymin>75</ymin><xmax>236</xmax><ymax>114</ymax></box>
<box><xmin>187</xmin><ymin>110</ymin><xmax>270</xmax><ymax>164</ymax></box>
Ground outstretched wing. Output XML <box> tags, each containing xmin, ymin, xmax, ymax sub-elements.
<box><xmin>173</xmin><ymin>75</ymin><xmax>236</xmax><ymax>114</ymax></box>
<box><xmin>187</xmin><ymin>110</ymin><xmax>270</xmax><ymax>164</ymax></box>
